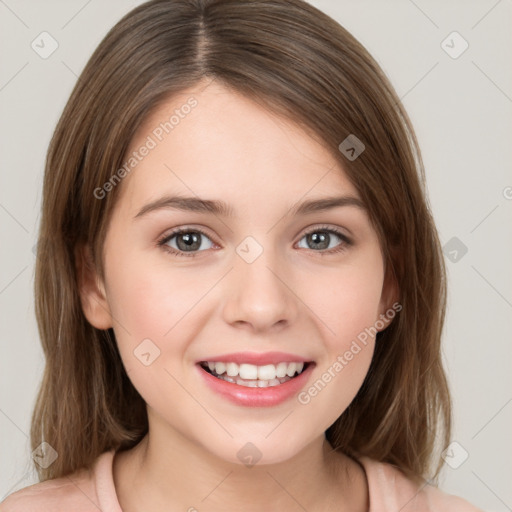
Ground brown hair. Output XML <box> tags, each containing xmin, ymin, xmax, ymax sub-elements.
<box><xmin>32</xmin><ymin>0</ymin><xmax>450</xmax><ymax>483</ymax></box>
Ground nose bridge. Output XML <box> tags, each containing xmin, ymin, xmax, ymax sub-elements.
<box><xmin>222</xmin><ymin>236</ymin><xmax>297</xmax><ymax>331</ymax></box>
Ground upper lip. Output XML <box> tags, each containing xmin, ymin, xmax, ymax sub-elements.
<box><xmin>197</xmin><ymin>351</ymin><xmax>313</xmax><ymax>366</ymax></box>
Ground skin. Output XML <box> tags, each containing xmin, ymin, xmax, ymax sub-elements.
<box><xmin>78</xmin><ymin>79</ymin><xmax>397</xmax><ymax>511</ymax></box>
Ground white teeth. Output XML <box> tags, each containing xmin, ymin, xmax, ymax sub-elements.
<box><xmin>286</xmin><ymin>362</ymin><xmax>297</xmax><ymax>377</ymax></box>
<box><xmin>258</xmin><ymin>364</ymin><xmax>276</xmax><ymax>380</ymax></box>
<box><xmin>214</xmin><ymin>362</ymin><xmax>226</xmax><ymax>375</ymax></box>
<box><xmin>239</xmin><ymin>363</ymin><xmax>258</xmax><ymax>380</ymax></box>
<box><xmin>226</xmin><ymin>362</ymin><xmax>239</xmax><ymax>377</ymax></box>
<box><xmin>203</xmin><ymin>360</ymin><xmax>307</xmax><ymax>386</ymax></box>
<box><xmin>275</xmin><ymin>362</ymin><xmax>288</xmax><ymax>378</ymax></box>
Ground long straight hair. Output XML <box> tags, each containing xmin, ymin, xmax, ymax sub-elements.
<box><xmin>32</xmin><ymin>0</ymin><xmax>450</xmax><ymax>483</ymax></box>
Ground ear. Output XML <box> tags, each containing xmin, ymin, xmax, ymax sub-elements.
<box><xmin>75</xmin><ymin>243</ymin><xmax>113</xmax><ymax>330</ymax></box>
<box><xmin>376</xmin><ymin>259</ymin><xmax>400</xmax><ymax>332</ymax></box>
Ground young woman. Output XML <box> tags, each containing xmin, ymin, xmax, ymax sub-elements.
<box><xmin>1</xmin><ymin>0</ymin><xmax>482</xmax><ymax>510</ymax></box>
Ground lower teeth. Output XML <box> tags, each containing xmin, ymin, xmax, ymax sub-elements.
<box><xmin>214</xmin><ymin>373</ymin><xmax>293</xmax><ymax>387</ymax></box>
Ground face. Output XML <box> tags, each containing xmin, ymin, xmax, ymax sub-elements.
<box><xmin>81</xmin><ymin>80</ymin><xmax>395</xmax><ymax>465</ymax></box>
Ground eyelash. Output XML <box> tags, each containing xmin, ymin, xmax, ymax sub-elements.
<box><xmin>156</xmin><ymin>225</ymin><xmax>352</xmax><ymax>258</ymax></box>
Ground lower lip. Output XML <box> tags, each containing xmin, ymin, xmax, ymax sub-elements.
<box><xmin>196</xmin><ymin>363</ymin><xmax>315</xmax><ymax>407</ymax></box>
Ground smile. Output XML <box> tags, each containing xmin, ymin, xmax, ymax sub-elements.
<box><xmin>199</xmin><ymin>361</ymin><xmax>307</xmax><ymax>388</ymax></box>
<box><xmin>196</xmin><ymin>351</ymin><xmax>315</xmax><ymax>407</ymax></box>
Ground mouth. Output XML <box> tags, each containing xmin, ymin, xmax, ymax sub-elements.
<box><xmin>199</xmin><ymin>360</ymin><xmax>311</xmax><ymax>388</ymax></box>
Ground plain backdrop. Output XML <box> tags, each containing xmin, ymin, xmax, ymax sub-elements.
<box><xmin>0</xmin><ymin>0</ymin><xmax>511</xmax><ymax>509</ymax></box>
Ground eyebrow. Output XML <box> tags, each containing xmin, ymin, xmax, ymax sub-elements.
<box><xmin>133</xmin><ymin>194</ymin><xmax>366</xmax><ymax>220</ymax></box>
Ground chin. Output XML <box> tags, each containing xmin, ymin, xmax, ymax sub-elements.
<box><xmin>201</xmin><ymin>431</ymin><xmax>318</xmax><ymax>468</ymax></box>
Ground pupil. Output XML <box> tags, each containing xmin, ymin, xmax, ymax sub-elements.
<box><xmin>177</xmin><ymin>232</ymin><xmax>200</xmax><ymax>251</ymax></box>
<box><xmin>309</xmin><ymin>232</ymin><xmax>329</xmax><ymax>250</ymax></box>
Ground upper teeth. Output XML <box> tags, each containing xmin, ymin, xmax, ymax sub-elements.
<box><xmin>205</xmin><ymin>361</ymin><xmax>305</xmax><ymax>380</ymax></box>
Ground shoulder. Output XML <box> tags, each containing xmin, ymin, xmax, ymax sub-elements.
<box><xmin>0</xmin><ymin>451</ymin><xmax>117</xmax><ymax>512</ymax></box>
<box><xmin>0</xmin><ymin>470</ymin><xmax>97</xmax><ymax>512</ymax></box>
<box><xmin>358</xmin><ymin>456</ymin><xmax>484</xmax><ymax>512</ymax></box>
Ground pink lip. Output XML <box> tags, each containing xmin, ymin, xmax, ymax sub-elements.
<box><xmin>196</xmin><ymin>361</ymin><xmax>316</xmax><ymax>408</ymax></box>
<box><xmin>197</xmin><ymin>351</ymin><xmax>311</xmax><ymax>366</ymax></box>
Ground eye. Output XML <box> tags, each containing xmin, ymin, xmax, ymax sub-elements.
<box><xmin>296</xmin><ymin>226</ymin><xmax>351</xmax><ymax>254</ymax></box>
<box><xmin>157</xmin><ymin>228</ymin><xmax>215</xmax><ymax>257</ymax></box>
<box><xmin>157</xmin><ymin>225</ymin><xmax>352</xmax><ymax>258</ymax></box>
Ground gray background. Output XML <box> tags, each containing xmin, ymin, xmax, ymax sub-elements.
<box><xmin>0</xmin><ymin>0</ymin><xmax>511</xmax><ymax>509</ymax></box>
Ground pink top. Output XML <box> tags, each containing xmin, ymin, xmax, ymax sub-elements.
<box><xmin>0</xmin><ymin>450</ymin><xmax>483</xmax><ymax>511</ymax></box>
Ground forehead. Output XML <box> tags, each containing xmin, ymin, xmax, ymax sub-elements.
<box><xmin>115</xmin><ymin>81</ymin><xmax>360</xmax><ymax>216</ymax></box>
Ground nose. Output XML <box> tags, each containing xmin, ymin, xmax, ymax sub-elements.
<box><xmin>221</xmin><ymin>246</ymin><xmax>298</xmax><ymax>333</ymax></box>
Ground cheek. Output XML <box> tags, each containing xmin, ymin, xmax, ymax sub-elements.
<box><xmin>104</xmin><ymin>255</ymin><xmax>222</xmax><ymax>390</ymax></box>
<box><xmin>295</xmin><ymin>258</ymin><xmax>383</xmax><ymax>420</ymax></box>
<box><xmin>105</xmin><ymin>265</ymin><xmax>190</xmax><ymax>412</ymax></box>
<box><xmin>300</xmin><ymin>342</ymin><xmax>374</xmax><ymax>432</ymax></box>
<box><xmin>106</xmin><ymin>254</ymin><xmax>218</xmax><ymax>342</ymax></box>
<box><xmin>305</xmin><ymin>257</ymin><xmax>384</xmax><ymax>349</ymax></box>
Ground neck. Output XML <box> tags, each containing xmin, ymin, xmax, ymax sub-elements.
<box><xmin>113</xmin><ymin>414</ymin><xmax>368</xmax><ymax>512</ymax></box>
